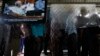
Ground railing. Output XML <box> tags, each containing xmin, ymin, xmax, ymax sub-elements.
<box><xmin>48</xmin><ymin>0</ymin><xmax>100</xmax><ymax>4</ymax></box>
<box><xmin>2</xmin><ymin>15</ymin><xmax>44</xmax><ymax>22</ymax></box>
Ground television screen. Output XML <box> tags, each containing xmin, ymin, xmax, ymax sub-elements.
<box><xmin>2</xmin><ymin>0</ymin><xmax>46</xmax><ymax>22</ymax></box>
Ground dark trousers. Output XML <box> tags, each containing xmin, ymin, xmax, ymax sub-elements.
<box><xmin>77</xmin><ymin>28</ymin><xmax>84</xmax><ymax>56</ymax></box>
<box><xmin>24</xmin><ymin>36</ymin><xmax>43</xmax><ymax>56</ymax></box>
<box><xmin>0</xmin><ymin>38</ymin><xmax>5</xmax><ymax>56</ymax></box>
<box><xmin>67</xmin><ymin>33</ymin><xmax>77</xmax><ymax>56</ymax></box>
<box><xmin>44</xmin><ymin>36</ymin><xmax>49</xmax><ymax>55</ymax></box>
<box><xmin>51</xmin><ymin>37</ymin><xmax>63</xmax><ymax>56</ymax></box>
<box><xmin>5</xmin><ymin>38</ymin><xmax>20</xmax><ymax>56</ymax></box>
<box><xmin>51</xmin><ymin>30</ymin><xmax>63</xmax><ymax>56</ymax></box>
<box><xmin>24</xmin><ymin>37</ymin><xmax>35</xmax><ymax>56</ymax></box>
<box><xmin>82</xmin><ymin>27</ymin><xmax>99</xmax><ymax>56</ymax></box>
<box><xmin>34</xmin><ymin>37</ymin><xmax>43</xmax><ymax>56</ymax></box>
<box><xmin>19</xmin><ymin>38</ymin><xmax>25</xmax><ymax>52</ymax></box>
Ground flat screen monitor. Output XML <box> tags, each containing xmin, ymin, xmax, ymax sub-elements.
<box><xmin>2</xmin><ymin>0</ymin><xmax>46</xmax><ymax>22</ymax></box>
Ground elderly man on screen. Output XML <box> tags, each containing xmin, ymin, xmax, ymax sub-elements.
<box><xmin>20</xmin><ymin>0</ymin><xmax>35</xmax><ymax>16</ymax></box>
<box><xmin>21</xmin><ymin>1</ymin><xmax>35</xmax><ymax>13</ymax></box>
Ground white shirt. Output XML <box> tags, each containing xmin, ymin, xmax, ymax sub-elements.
<box><xmin>65</xmin><ymin>14</ymin><xmax>77</xmax><ymax>35</ymax></box>
<box><xmin>9</xmin><ymin>6</ymin><xmax>25</xmax><ymax>16</ymax></box>
<box><xmin>21</xmin><ymin>3</ymin><xmax>34</xmax><ymax>13</ymax></box>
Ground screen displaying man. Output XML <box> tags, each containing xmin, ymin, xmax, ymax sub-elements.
<box><xmin>3</xmin><ymin>0</ymin><xmax>46</xmax><ymax>20</ymax></box>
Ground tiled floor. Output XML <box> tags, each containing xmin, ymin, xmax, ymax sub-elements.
<box><xmin>19</xmin><ymin>50</ymin><xmax>68</xmax><ymax>56</ymax></box>
<box><xmin>19</xmin><ymin>53</ymin><xmax>47</xmax><ymax>56</ymax></box>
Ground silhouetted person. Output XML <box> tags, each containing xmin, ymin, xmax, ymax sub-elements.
<box><xmin>77</xmin><ymin>7</ymin><xmax>89</xmax><ymax>56</ymax></box>
<box><xmin>65</xmin><ymin>9</ymin><xmax>77</xmax><ymax>56</ymax></box>
<box><xmin>82</xmin><ymin>14</ymin><xmax>100</xmax><ymax>56</ymax></box>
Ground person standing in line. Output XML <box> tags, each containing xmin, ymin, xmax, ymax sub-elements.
<box><xmin>77</xmin><ymin>7</ymin><xmax>89</xmax><ymax>56</ymax></box>
<box><xmin>65</xmin><ymin>8</ymin><xmax>78</xmax><ymax>56</ymax></box>
<box><xmin>31</xmin><ymin>22</ymin><xmax>45</xmax><ymax>56</ymax></box>
<box><xmin>24</xmin><ymin>23</ymin><xmax>35</xmax><ymax>56</ymax></box>
<box><xmin>81</xmin><ymin>14</ymin><xmax>100</xmax><ymax>56</ymax></box>
<box><xmin>18</xmin><ymin>24</ymin><xmax>26</xmax><ymax>55</ymax></box>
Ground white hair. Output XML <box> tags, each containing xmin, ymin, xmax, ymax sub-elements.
<box><xmin>15</xmin><ymin>0</ymin><xmax>22</xmax><ymax>6</ymax></box>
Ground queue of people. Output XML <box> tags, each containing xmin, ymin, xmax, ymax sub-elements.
<box><xmin>65</xmin><ymin>7</ymin><xmax>99</xmax><ymax>56</ymax></box>
<box><xmin>50</xmin><ymin>7</ymin><xmax>100</xmax><ymax>56</ymax></box>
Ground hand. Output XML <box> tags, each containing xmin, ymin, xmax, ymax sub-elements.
<box><xmin>17</xmin><ymin>52</ymin><xmax>21</xmax><ymax>56</ymax></box>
